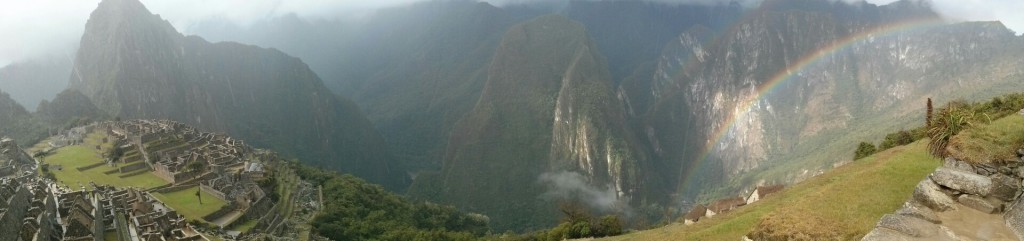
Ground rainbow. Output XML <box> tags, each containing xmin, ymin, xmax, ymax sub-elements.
<box><xmin>679</xmin><ymin>16</ymin><xmax>948</xmax><ymax>194</ymax></box>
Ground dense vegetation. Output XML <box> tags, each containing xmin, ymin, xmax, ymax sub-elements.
<box><xmin>855</xmin><ymin>94</ymin><xmax>1024</xmax><ymax>161</ymax></box>
<box><xmin>491</xmin><ymin>203</ymin><xmax>625</xmax><ymax>241</ymax></box>
<box><xmin>294</xmin><ymin>163</ymin><xmax>489</xmax><ymax>241</ymax></box>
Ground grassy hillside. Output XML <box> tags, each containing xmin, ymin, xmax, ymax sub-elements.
<box><xmin>594</xmin><ymin>140</ymin><xmax>940</xmax><ymax>240</ymax></box>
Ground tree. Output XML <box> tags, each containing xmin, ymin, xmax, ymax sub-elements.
<box><xmin>854</xmin><ymin>142</ymin><xmax>877</xmax><ymax>160</ymax></box>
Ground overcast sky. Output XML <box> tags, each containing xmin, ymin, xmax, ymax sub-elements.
<box><xmin>0</xmin><ymin>0</ymin><xmax>1022</xmax><ymax>66</ymax></box>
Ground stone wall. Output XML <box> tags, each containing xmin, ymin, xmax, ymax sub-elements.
<box><xmin>0</xmin><ymin>186</ymin><xmax>30</xmax><ymax>241</ymax></box>
<box><xmin>863</xmin><ymin>152</ymin><xmax>1024</xmax><ymax>240</ymax></box>
<box><xmin>153</xmin><ymin>184</ymin><xmax>197</xmax><ymax>194</ymax></box>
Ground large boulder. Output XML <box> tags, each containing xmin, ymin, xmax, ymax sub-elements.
<box><xmin>929</xmin><ymin>167</ymin><xmax>992</xmax><ymax>196</ymax></box>
<box><xmin>957</xmin><ymin>194</ymin><xmax>1001</xmax><ymax>214</ymax></box>
<box><xmin>990</xmin><ymin>173</ymin><xmax>1021</xmax><ymax>202</ymax></box>
<box><xmin>913</xmin><ymin>179</ymin><xmax>956</xmax><ymax>211</ymax></box>
<box><xmin>895</xmin><ymin>201</ymin><xmax>941</xmax><ymax>224</ymax></box>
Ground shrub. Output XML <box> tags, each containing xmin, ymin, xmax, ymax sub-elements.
<box><xmin>854</xmin><ymin>142</ymin><xmax>877</xmax><ymax>160</ymax></box>
<box><xmin>927</xmin><ymin>101</ymin><xmax>975</xmax><ymax>158</ymax></box>
<box><xmin>879</xmin><ymin>130</ymin><xmax>915</xmax><ymax>150</ymax></box>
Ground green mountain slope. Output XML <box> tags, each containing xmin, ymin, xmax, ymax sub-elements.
<box><xmin>35</xmin><ymin>89</ymin><xmax>106</xmax><ymax>127</ymax></box>
<box><xmin>69</xmin><ymin>0</ymin><xmax>406</xmax><ymax>189</ymax></box>
<box><xmin>0</xmin><ymin>90</ymin><xmax>47</xmax><ymax>146</ymax></box>
<box><xmin>595</xmin><ymin>140</ymin><xmax>940</xmax><ymax>241</ymax></box>
<box><xmin>189</xmin><ymin>2</ymin><xmax>544</xmax><ymax>173</ymax></box>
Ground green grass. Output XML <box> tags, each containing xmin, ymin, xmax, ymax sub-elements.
<box><xmin>230</xmin><ymin>219</ymin><xmax>259</xmax><ymax>233</ymax></box>
<box><xmin>42</xmin><ymin>145</ymin><xmax>167</xmax><ymax>189</ymax></box>
<box><xmin>595</xmin><ymin>141</ymin><xmax>940</xmax><ymax>241</ymax></box>
<box><xmin>152</xmin><ymin>186</ymin><xmax>227</xmax><ymax>221</ymax></box>
<box><xmin>103</xmin><ymin>231</ymin><xmax>118</xmax><ymax>241</ymax></box>
<box><xmin>948</xmin><ymin>115</ymin><xmax>1024</xmax><ymax>164</ymax></box>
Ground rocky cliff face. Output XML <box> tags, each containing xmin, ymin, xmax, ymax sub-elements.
<box><xmin>426</xmin><ymin>15</ymin><xmax>644</xmax><ymax>231</ymax></box>
<box><xmin>636</xmin><ymin>0</ymin><xmax>1024</xmax><ymax>200</ymax></box>
<box><xmin>70</xmin><ymin>0</ymin><xmax>405</xmax><ymax>189</ymax></box>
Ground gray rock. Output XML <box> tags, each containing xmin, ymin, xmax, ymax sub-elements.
<box><xmin>861</xmin><ymin>227</ymin><xmax>914</xmax><ymax>241</ymax></box>
<box><xmin>1015</xmin><ymin>166</ymin><xmax>1024</xmax><ymax>179</ymax></box>
<box><xmin>957</xmin><ymin>194</ymin><xmax>1001</xmax><ymax>214</ymax></box>
<box><xmin>943</xmin><ymin>157</ymin><xmax>975</xmax><ymax>173</ymax></box>
<box><xmin>877</xmin><ymin>214</ymin><xmax>939</xmax><ymax>237</ymax></box>
<box><xmin>1005</xmin><ymin>197</ymin><xmax>1024</xmax><ymax>240</ymax></box>
<box><xmin>874</xmin><ymin>214</ymin><xmax>959</xmax><ymax>240</ymax></box>
<box><xmin>913</xmin><ymin>179</ymin><xmax>956</xmax><ymax>211</ymax></box>
<box><xmin>990</xmin><ymin>173</ymin><xmax>1021</xmax><ymax>202</ymax></box>
<box><xmin>895</xmin><ymin>201</ymin><xmax>941</xmax><ymax>224</ymax></box>
<box><xmin>930</xmin><ymin>167</ymin><xmax>993</xmax><ymax>196</ymax></box>
<box><xmin>1000</xmin><ymin>166</ymin><xmax>1014</xmax><ymax>175</ymax></box>
<box><xmin>1018</xmin><ymin>148</ymin><xmax>1024</xmax><ymax>157</ymax></box>
<box><xmin>977</xmin><ymin>164</ymin><xmax>997</xmax><ymax>176</ymax></box>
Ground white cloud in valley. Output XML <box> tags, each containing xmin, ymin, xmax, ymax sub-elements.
<box><xmin>0</xmin><ymin>0</ymin><xmax>1022</xmax><ymax>66</ymax></box>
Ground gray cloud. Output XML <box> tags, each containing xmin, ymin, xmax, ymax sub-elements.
<box><xmin>1</xmin><ymin>0</ymin><xmax>1022</xmax><ymax>66</ymax></box>
<box><xmin>537</xmin><ymin>171</ymin><xmax>626</xmax><ymax>213</ymax></box>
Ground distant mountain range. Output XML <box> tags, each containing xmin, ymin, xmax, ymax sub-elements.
<box><xmin>65</xmin><ymin>0</ymin><xmax>407</xmax><ymax>189</ymax></box>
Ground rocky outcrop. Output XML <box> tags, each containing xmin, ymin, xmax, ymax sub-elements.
<box><xmin>911</xmin><ymin>179</ymin><xmax>955</xmax><ymax>211</ymax></box>
<box><xmin>929</xmin><ymin>168</ymin><xmax>992</xmax><ymax>196</ymax></box>
<box><xmin>864</xmin><ymin>155</ymin><xmax>1024</xmax><ymax>240</ymax></box>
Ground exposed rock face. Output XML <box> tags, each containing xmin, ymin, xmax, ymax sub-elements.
<box><xmin>895</xmin><ymin>201</ymin><xmax>941</xmax><ymax>224</ymax></box>
<box><xmin>1006</xmin><ymin>197</ymin><xmax>1024</xmax><ymax>240</ymax></box>
<box><xmin>930</xmin><ymin>168</ymin><xmax>993</xmax><ymax>196</ymax></box>
<box><xmin>433</xmin><ymin>15</ymin><xmax>644</xmax><ymax>231</ymax></box>
<box><xmin>875</xmin><ymin>214</ymin><xmax>957</xmax><ymax>239</ymax></box>
<box><xmin>639</xmin><ymin>0</ymin><xmax>1024</xmax><ymax>202</ymax></box>
<box><xmin>868</xmin><ymin>157</ymin><xmax>1024</xmax><ymax>240</ymax></box>
<box><xmin>69</xmin><ymin>0</ymin><xmax>404</xmax><ymax>188</ymax></box>
<box><xmin>912</xmin><ymin>179</ymin><xmax>956</xmax><ymax>211</ymax></box>
<box><xmin>943</xmin><ymin>157</ymin><xmax>975</xmax><ymax>173</ymax></box>
<box><xmin>990</xmin><ymin>173</ymin><xmax>1021</xmax><ymax>202</ymax></box>
<box><xmin>957</xmin><ymin>194</ymin><xmax>1001</xmax><ymax>214</ymax></box>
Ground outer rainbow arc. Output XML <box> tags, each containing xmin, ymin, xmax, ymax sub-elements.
<box><xmin>676</xmin><ymin>16</ymin><xmax>948</xmax><ymax>198</ymax></box>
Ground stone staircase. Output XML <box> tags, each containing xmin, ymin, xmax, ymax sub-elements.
<box><xmin>863</xmin><ymin>150</ymin><xmax>1024</xmax><ymax>241</ymax></box>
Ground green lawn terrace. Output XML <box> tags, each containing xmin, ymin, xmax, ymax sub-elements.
<box><xmin>34</xmin><ymin>119</ymin><xmax>299</xmax><ymax>239</ymax></box>
<box><xmin>38</xmin><ymin>126</ymin><xmax>168</xmax><ymax>190</ymax></box>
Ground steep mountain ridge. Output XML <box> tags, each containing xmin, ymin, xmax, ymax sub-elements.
<box><xmin>639</xmin><ymin>0</ymin><xmax>1024</xmax><ymax>201</ymax></box>
<box><xmin>420</xmin><ymin>15</ymin><xmax>643</xmax><ymax>231</ymax></box>
<box><xmin>189</xmin><ymin>1</ymin><xmax>544</xmax><ymax>173</ymax></box>
<box><xmin>0</xmin><ymin>90</ymin><xmax>46</xmax><ymax>146</ymax></box>
<box><xmin>69</xmin><ymin>0</ymin><xmax>406</xmax><ymax>188</ymax></box>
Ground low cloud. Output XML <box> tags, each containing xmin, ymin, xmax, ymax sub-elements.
<box><xmin>1</xmin><ymin>0</ymin><xmax>1022</xmax><ymax>66</ymax></box>
<box><xmin>537</xmin><ymin>171</ymin><xmax>626</xmax><ymax>213</ymax></box>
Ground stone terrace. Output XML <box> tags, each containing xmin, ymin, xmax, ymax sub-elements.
<box><xmin>863</xmin><ymin>150</ymin><xmax>1024</xmax><ymax>240</ymax></box>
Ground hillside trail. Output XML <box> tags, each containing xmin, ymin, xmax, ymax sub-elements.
<box><xmin>937</xmin><ymin>204</ymin><xmax>1017</xmax><ymax>241</ymax></box>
